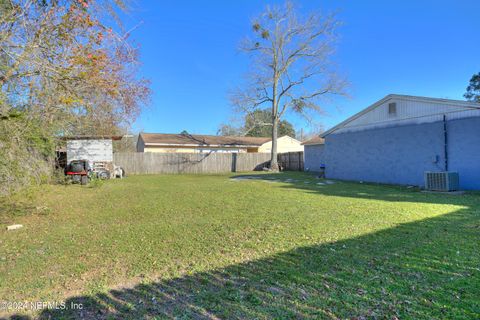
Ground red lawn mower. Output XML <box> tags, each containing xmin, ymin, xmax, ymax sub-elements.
<box><xmin>65</xmin><ymin>160</ymin><xmax>92</xmax><ymax>185</ymax></box>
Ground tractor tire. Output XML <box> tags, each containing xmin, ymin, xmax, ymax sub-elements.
<box><xmin>80</xmin><ymin>175</ymin><xmax>88</xmax><ymax>185</ymax></box>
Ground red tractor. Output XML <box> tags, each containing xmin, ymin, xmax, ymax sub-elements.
<box><xmin>65</xmin><ymin>160</ymin><xmax>92</xmax><ymax>185</ymax></box>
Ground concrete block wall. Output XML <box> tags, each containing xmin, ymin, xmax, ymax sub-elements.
<box><xmin>448</xmin><ymin>116</ymin><xmax>480</xmax><ymax>190</ymax></box>
<box><xmin>304</xmin><ymin>144</ymin><xmax>325</xmax><ymax>172</ymax></box>
<box><xmin>323</xmin><ymin>116</ymin><xmax>480</xmax><ymax>190</ymax></box>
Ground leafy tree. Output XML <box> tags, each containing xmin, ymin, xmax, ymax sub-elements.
<box><xmin>113</xmin><ymin>135</ymin><xmax>138</xmax><ymax>153</ymax></box>
<box><xmin>1</xmin><ymin>1</ymin><xmax>150</xmax><ymax>132</ymax></box>
<box><xmin>464</xmin><ymin>72</ymin><xmax>480</xmax><ymax>103</ymax></box>
<box><xmin>245</xmin><ymin>109</ymin><xmax>295</xmax><ymax>138</ymax></box>
<box><xmin>217</xmin><ymin>110</ymin><xmax>296</xmax><ymax>137</ymax></box>
<box><xmin>231</xmin><ymin>2</ymin><xmax>346</xmax><ymax>170</ymax></box>
<box><xmin>0</xmin><ymin>0</ymin><xmax>150</xmax><ymax>195</ymax></box>
<box><xmin>217</xmin><ymin>124</ymin><xmax>243</xmax><ymax>136</ymax></box>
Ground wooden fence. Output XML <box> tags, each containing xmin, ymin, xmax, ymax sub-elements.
<box><xmin>278</xmin><ymin>152</ymin><xmax>304</xmax><ymax>171</ymax></box>
<box><xmin>113</xmin><ymin>152</ymin><xmax>270</xmax><ymax>174</ymax></box>
<box><xmin>113</xmin><ymin>151</ymin><xmax>304</xmax><ymax>175</ymax></box>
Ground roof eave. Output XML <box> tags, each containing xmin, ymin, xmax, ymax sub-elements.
<box><xmin>301</xmin><ymin>142</ymin><xmax>325</xmax><ymax>146</ymax></box>
<box><xmin>320</xmin><ymin>94</ymin><xmax>480</xmax><ymax>138</ymax></box>
<box><xmin>144</xmin><ymin>143</ymin><xmax>261</xmax><ymax>148</ymax></box>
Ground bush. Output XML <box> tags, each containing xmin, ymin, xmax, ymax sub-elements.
<box><xmin>52</xmin><ymin>169</ymin><xmax>71</xmax><ymax>185</ymax></box>
<box><xmin>87</xmin><ymin>174</ymin><xmax>104</xmax><ymax>188</ymax></box>
<box><xmin>0</xmin><ymin>115</ymin><xmax>55</xmax><ymax>196</ymax></box>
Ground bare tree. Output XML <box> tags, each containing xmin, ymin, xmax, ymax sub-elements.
<box><xmin>232</xmin><ymin>2</ymin><xmax>346</xmax><ymax>170</ymax></box>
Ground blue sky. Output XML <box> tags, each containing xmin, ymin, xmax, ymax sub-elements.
<box><xmin>123</xmin><ymin>0</ymin><xmax>480</xmax><ymax>136</ymax></box>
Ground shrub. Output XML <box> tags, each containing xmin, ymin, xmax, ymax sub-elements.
<box><xmin>0</xmin><ymin>114</ymin><xmax>55</xmax><ymax>196</ymax></box>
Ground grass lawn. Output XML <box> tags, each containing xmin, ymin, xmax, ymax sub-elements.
<box><xmin>1</xmin><ymin>172</ymin><xmax>479</xmax><ymax>319</ymax></box>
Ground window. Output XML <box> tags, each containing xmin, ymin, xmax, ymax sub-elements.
<box><xmin>388</xmin><ymin>102</ymin><xmax>397</xmax><ymax>115</ymax></box>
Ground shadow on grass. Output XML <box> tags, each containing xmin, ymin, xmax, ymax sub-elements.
<box><xmin>7</xmin><ymin>205</ymin><xmax>478</xmax><ymax>319</ymax></box>
<box><xmin>231</xmin><ymin>172</ymin><xmax>480</xmax><ymax>206</ymax></box>
<box><xmin>0</xmin><ymin>201</ymin><xmax>51</xmax><ymax>225</ymax></box>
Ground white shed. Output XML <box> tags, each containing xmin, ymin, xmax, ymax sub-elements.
<box><xmin>64</xmin><ymin>136</ymin><xmax>122</xmax><ymax>168</ymax></box>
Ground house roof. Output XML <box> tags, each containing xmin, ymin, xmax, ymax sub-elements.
<box><xmin>301</xmin><ymin>136</ymin><xmax>325</xmax><ymax>145</ymax></box>
<box><xmin>321</xmin><ymin>94</ymin><xmax>480</xmax><ymax>138</ymax></box>
<box><xmin>140</xmin><ymin>133</ymin><xmax>271</xmax><ymax>147</ymax></box>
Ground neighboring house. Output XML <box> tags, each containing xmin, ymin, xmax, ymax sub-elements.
<box><xmin>137</xmin><ymin>133</ymin><xmax>303</xmax><ymax>153</ymax></box>
<box><xmin>301</xmin><ymin>136</ymin><xmax>325</xmax><ymax>172</ymax></box>
<box><xmin>318</xmin><ymin>94</ymin><xmax>480</xmax><ymax>190</ymax></box>
<box><xmin>257</xmin><ymin>135</ymin><xmax>304</xmax><ymax>153</ymax></box>
<box><xmin>137</xmin><ymin>133</ymin><xmax>269</xmax><ymax>153</ymax></box>
<box><xmin>137</xmin><ymin>133</ymin><xmax>303</xmax><ymax>154</ymax></box>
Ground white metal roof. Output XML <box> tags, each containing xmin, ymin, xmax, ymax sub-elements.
<box><xmin>321</xmin><ymin>94</ymin><xmax>480</xmax><ymax>137</ymax></box>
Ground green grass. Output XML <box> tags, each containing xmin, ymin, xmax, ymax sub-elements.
<box><xmin>1</xmin><ymin>172</ymin><xmax>479</xmax><ymax>319</ymax></box>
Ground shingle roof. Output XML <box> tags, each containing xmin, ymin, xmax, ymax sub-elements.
<box><xmin>301</xmin><ymin>136</ymin><xmax>325</xmax><ymax>145</ymax></box>
<box><xmin>140</xmin><ymin>133</ymin><xmax>271</xmax><ymax>147</ymax></box>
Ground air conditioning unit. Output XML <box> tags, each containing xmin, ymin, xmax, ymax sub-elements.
<box><xmin>424</xmin><ymin>172</ymin><xmax>459</xmax><ymax>192</ymax></box>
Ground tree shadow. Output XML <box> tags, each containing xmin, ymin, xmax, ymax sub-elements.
<box><xmin>231</xmin><ymin>172</ymin><xmax>480</xmax><ymax>206</ymax></box>
<box><xmin>0</xmin><ymin>200</ymin><xmax>50</xmax><ymax>225</ymax></box>
<box><xmin>7</xmin><ymin>206</ymin><xmax>479</xmax><ymax>319</ymax></box>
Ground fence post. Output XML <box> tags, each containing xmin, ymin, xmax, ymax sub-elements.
<box><xmin>231</xmin><ymin>153</ymin><xmax>237</xmax><ymax>172</ymax></box>
<box><xmin>297</xmin><ymin>152</ymin><xmax>300</xmax><ymax>171</ymax></box>
<box><xmin>299</xmin><ymin>151</ymin><xmax>303</xmax><ymax>171</ymax></box>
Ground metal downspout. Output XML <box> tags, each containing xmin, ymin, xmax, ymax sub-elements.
<box><xmin>443</xmin><ymin>114</ymin><xmax>449</xmax><ymax>171</ymax></box>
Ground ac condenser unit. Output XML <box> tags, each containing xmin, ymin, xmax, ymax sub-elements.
<box><xmin>424</xmin><ymin>172</ymin><xmax>459</xmax><ymax>192</ymax></box>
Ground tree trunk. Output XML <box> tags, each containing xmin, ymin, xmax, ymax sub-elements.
<box><xmin>270</xmin><ymin>117</ymin><xmax>279</xmax><ymax>171</ymax></box>
<box><xmin>270</xmin><ymin>64</ymin><xmax>279</xmax><ymax>171</ymax></box>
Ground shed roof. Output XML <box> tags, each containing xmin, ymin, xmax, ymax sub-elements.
<box><xmin>60</xmin><ymin>135</ymin><xmax>123</xmax><ymax>141</ymax></box>
<box><xmin>140</xmin><ymin>133</ymin><xmax>271</xmax><ymax>147</ymax></box>
<box><xmin>301</xmin><ymin>136</ymin><xmax>325</xmax><ymax>145</ymax></box>
<box><xmin>321</xmin><ymin>94</ymin><xmax>480</xmax><ymax>138</ymax></box>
